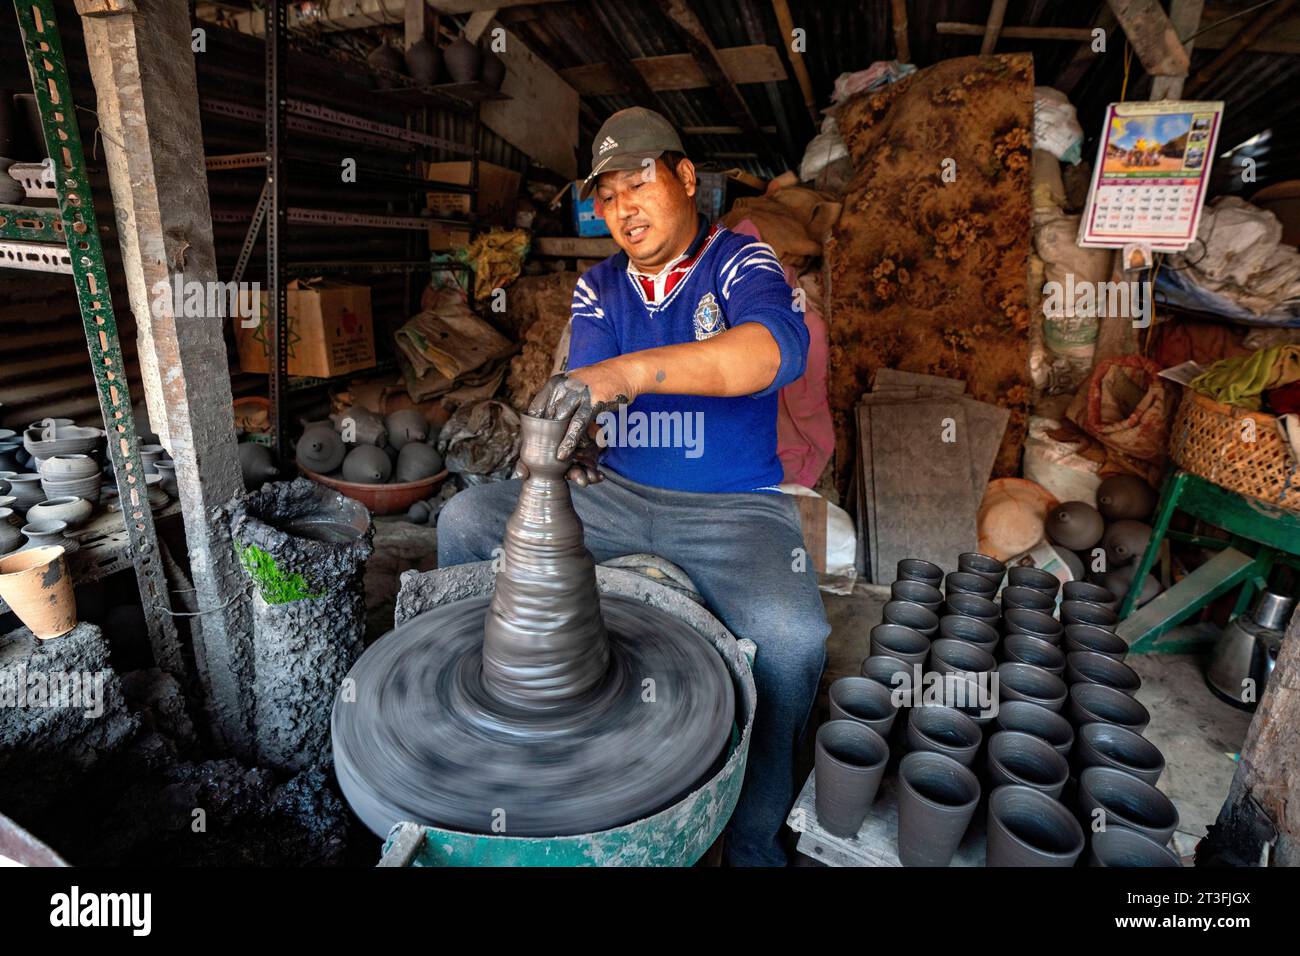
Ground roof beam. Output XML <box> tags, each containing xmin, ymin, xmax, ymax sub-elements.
<box><xmin>891</xmin><ymin>0</ymin><xmax>911</xmax><ymax>61</ymax></box>
<box><xmin>937</xmin><ymin>23</ymin><xmax>1095</xmax><ymax>41</ymax></box>
<box><xmin>655</xmin><ymin>0</ymin><xmax>780</xmax><ymax>169</ymax></box>
<box><xmin>1186</xmin><ymin>0</ymin><xmax>1298</xmax><ymax>96</ymax></box>
<box><xmin>770</xmin><ymin>0</ymin><xmax>818</xmax><ymax>120</ymax></box>
<box><xmin>1106</xmin><ymin>0</ymin><xmax>1192</xmax><ymax>76</ymax></box>
<box><xmin>560</xmin><ymin>45</ymin><xmax>787</xmax><ymax>95</ymax></box>
<box><xmin>1055</xmin><ymin>5</ymin><xmax>1117</xmax><ymax>94</ymax></box>
<box><xmin>463</xmin><ymin>8</ymin><xmax>497</xmax><ymax>42</ymax></box>
<box><xmin>211</xmin><ymin>0</ymin><xmax>566</xmax><ymax>35</ymax></box>
<box><xmin>1151</xmin><ymin>0</ymin><xmax>1203</xmax><ymax>99</ymax></box>
<box><xmin>980</xmin><ymin>0</ymin><xmax>1009</xmax><ymax>55</ymax></box>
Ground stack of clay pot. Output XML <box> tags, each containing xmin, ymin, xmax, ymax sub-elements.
<box><xmin>1045</xmin><ymin>474</ymin><xmax>1163</xmax><ymax>611</ymax></box>
<box><xmin>818</xmin><ymin>550</ymin><xmax>1181</xmax><ymax>867</ymax></box>
<box><xmin>294</xmin><ymin>408</ymin><xmax>445</xmax><ymax>523</ymax></box>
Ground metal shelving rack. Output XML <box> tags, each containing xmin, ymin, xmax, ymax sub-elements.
<box><xmin>0</xmin><ymin>0</ymin><xmax>179</xmax><ymax>667</ymax></box>
<box><xmin>231</xmin><ymin>7</ymin><xmax>498</xmax><ymax>461</ymax></box>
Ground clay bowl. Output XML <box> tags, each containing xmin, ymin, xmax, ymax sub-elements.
<box><xmin>1064</xmin><ymin>623</ymin><xmax>1129</xmax><ymax>660</ymax></box>
<box><xmin>957</xmin><ymin>552</ymin><xmax>1006</xmax><ymax>588</ymax></box>
<box><xmin>40</xmin><ymin>472</ymin><xmax>102</xmax><ymax>502</ymax></box>
<box><xmin>36</xmin><ymin>453</ymin><xmax>98</xmax><ymax>478</ymax></box>
<box><xmin>860</xmin><ymin>654</ymin><xmax>914</xmax><ymax>696</ymax></box>
<box><xmin>1076</xmin><ymin>766</ymin><xmax>1179</xmax><ymax>845</ymax></box>
<box><xmin>890</xmin><ymin>579</ymin><xmax>943</xmax><ymax>613</ymax></box>
<box><xmin>1064</xmin><ymin>651</ymin><xmax>1141</xmax><ymax>695</ymax></box>
<box><xmin>27</xmin><ymin>496</ymin><xmax>92</xmax><ymax>529</ymax></box>
<box><xmin>1063</xmin><ymin>580</ymin><xmax>1118</xmax><ymax>609</ymax></box>
<box><xmin>300</xmin><ymin>465</ymin><xmax>449</xmax><ymax>516</ymax></box>
<box><xmin>1002</xmin><ymin>607</ymin><xmax>1064</xmax><ymax>643</ymax></box>
<box><xmin>1060</xmin><ymin>599</ymin><xmax>1118</xmax><ymax>630</ymax></box>
<box><xmin>1088</xmin><ymin>826</ymin><xmax>1182</xmax><ymax>867</ymax></box>
<box><xmin>22</xmin><ymin>424</ymin><xmax>103</xmax><ymax>458</ymax></box>
<box><xmin>882</xmin><ymin>599</ymin><xmax>939</xmax><ymax>638</ymax></box>
<box><xmin>5</xmin><ymin>473</ymin><xmax>45</xmax><ymax>511</ymax></box>
<box><xmin>905</xmin><ymin>705</ymin><xmax>982</xmax><ymax>766</ymax></box>
<box><xmin>1074</xmin><ymin>721</ymin><xmax>1165</xmax><ymax>786</ymax></box>
<box><xmin>945</xmin><ymin>570</ymin><xmax>997</xmax><ymax>600</ymax></box>
<box><xmin>1007</xmin><ymin>565</ymin><xmax>1060</xmax><ymax>597</ymax></box>
<box><xmin>1000</xmin><ymin>585</ymin><xmax>1055</xmax><ymax>614</ymax></box>
<box><xmin>896</xmin><ymin>558</ymin><xmax>943</xmax><ymax>587</ymax></box>
<box><xmin>829</xmin><ymin>676</ymin><xmax>900</xmax><ymax>737</ymax></box>
<box><xmin>869</xmin><ymin>623</ymin><xmax>929</xmax><ymax>668</ymax></box>
<box><xmin>997</xmin><ymin>662</ymin><xmax>1068</xmax><ymax>713</ymax></box>
<box><xmin>928</xmin><ymin>638</ymin><xmax>996</xmax><ymax>680</ymax></box>
<box><xmin>937</xmin><ymin>614</ymin><xmax>999</xmax><ymax>653</ymax></box>
<box><xmin>986</xmin><ymin>730</ymin><xmax>1070</xmax><ymax>799</ymax></box>
<box><xmin>1000</xmin><ymin>634</ymin><xmax>1066</xmax><ymax>675</ymax></box>
<box><xmin>1067</xmin><ymin>683</ymin><xmax>1150</xmax><ymax>732</ymax></box>
<box><xmin>994</xmin><ymin>700</ymin><xmax>1074</xmax><ymax>757</ymax></box>
<box><xmin>943</xmin><ymin>592</ymin><xmax>1000</xmax><ymax>625</ymax></box>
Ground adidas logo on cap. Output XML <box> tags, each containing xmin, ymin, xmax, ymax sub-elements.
<box><xmin>598</xmin><ymin>136</ymin><xmax>619</xmax><ymax>154</ymax></box>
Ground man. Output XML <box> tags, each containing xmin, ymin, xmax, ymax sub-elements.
<box><xmin>438</xmin><ymin>108</ymin><xmax>830</xmax><ymax>866</ymax></box>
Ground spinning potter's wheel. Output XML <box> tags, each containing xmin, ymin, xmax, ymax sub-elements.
<box><xmin>333</xmin><ymin>415</ymin><xmax>735</xmax><ymax>837</ymax></box>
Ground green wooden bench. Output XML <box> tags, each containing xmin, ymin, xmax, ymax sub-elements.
<box><xmin>1117</xmin><ymin>470</ymin><xmax>1300</xmax><ymax>653</ymax></box>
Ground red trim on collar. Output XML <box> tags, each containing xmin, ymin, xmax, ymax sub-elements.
<box><xmin>633</xmin><ymin>220</ymin><xmax>719</xmax><ymax>304</ymax></box>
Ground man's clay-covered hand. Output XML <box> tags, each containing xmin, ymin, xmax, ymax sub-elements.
<box><xmin>527</xmin><ymin>367</ymin><xmax>633</xmax><ymax>461</ymax></box>
<box><xmin>512</xmin><ymin>439</ymin><xmax>604</xmax><ymax>485</ymax></box>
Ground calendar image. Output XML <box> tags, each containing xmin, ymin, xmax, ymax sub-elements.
<box><xmin>1078</xmin><ymin>100</ymin><xmax>1225</xmax><ymax>251</ymax></box>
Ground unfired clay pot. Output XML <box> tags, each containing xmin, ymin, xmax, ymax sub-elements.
<box><xmin>480</xmin><ymin>47</ymin><xmax>505</xmax><ymax>90</ymax></box>
<box><xmin>1074</xmin><ymin>721</ymin><xmax>1165</xmax><ymax>786</ymax></box>
<box><xmin>860</xmin><ymin>654</ymin><xmax>913</xmax><ymax>696</ymax></box>
<box><xmin>237</xmin><ymin>442</ymin><xmax>278</xmax><ymax>490</ymax></box>
<box><xmin>1088</xmin><ymin>827</ymin><xmax>1181</xmax><ymax>867</ymax></box>
<box><xmin>997</xmin><ymin>662</ymin><xmax>1068</xmax><ymax>712</ymax></box>
<box><xmin>1067</xmin><ymin>682</ymin><xmax>1150</xmax><ymax>731</ymax></box>
<box><xmin>897</xmin><ymin>750</ymin><xmax>979</xmax><ymax>867</ymax></box>
<box><xmin>395</xmin><ymin>442</ymin><xmax>444</xmax><ymax>483</ymax></box>
<box><xmin>405</xmin><ymin>38</ymin><xmax>441</xmax><ymax>85</ymax></box>
<box><xmin>342</xmin><ymin>445</ymin><xmax>393</xmax><ymax>485</ymax></box>
<box><xmin>385</xmin><ymin>409</ymin><xmax>429</xmax><ymax>451</ymax></box>
<box><xmin>1096</xmin><ymin>474</ymin><xmax>1157</xmax><ymax>522</ymax></box>
<box><xmin>154</xmin><ymin>460</ymin><xmax>178</xmax><ymax>498</ymax></box>
<box><xmin>27</xmin><ymin>495</ymin><xmax>92</xmax><ymax>529</ymax></box>
<box><xmin>814</xmin><ymin>719</ymin><xmax>888</xmax><ymax>838</ymax></box>
<box><xmin>444</xmin><ymin>35</ymin><xmax>482</xmax><ymax>83</ymax></box>
<box><xmin>1046</xmin><ymin>501</ymin><xmax>1104</xmax><ymax>551</ymax></box>
<box><xmin>368</xmin><ymin>39</ymin><xmax>407</xmax><ymax>86</ymax></box>
<box><xmin>1101</xmin><ymin>563</ymin><xmax>1162</xmax><ymax>608</ymax></box>
<box><xmin>987</xmin><ymin>784</ymin><xmax>1084</xmax><ymax>867</ymax></box>
<box><xmin>896</xmin><ymin>558</ymin><xmax>943</xmax><ymax>587</ymax></box>
<box><xmin>0</xmin><ymin>545</ymin><xmax>76</xmax><ymax>639</ymax></box>
<box><xmin>869</xmin><ymin>623</ymin><xmax>929</xmax><ymax>667</ymax></box>
<box><xmin>1103</xmin><ymin>519</ymin><xmax>1152</xmax><ymax>568</ymax></box>
<box><xmin>1076</xmin><ymin>766</ymin><xmax>1178</xmax><ymax>845</ymax></box>
<box><xmin>828</xmin><ymin>677</ymin><xmax>899</xmax><ymax>737</ymax></box>
<box><xmin>986</xmin><ymin>730</ymin><xmax>1069</xmax><ymax>799</ymax></box>
<box><xmin>937</xmin><ymin>613</ymin><xmax>999</xmax><ymax>650</ymax></box>
<box><xmin>0</xmin><ymin>508</ymin><xmax>20</xmax><ymax>554</ymax></box>
<box><xmin>904</xmin><ymin>705</ymin><xmax>982</xmax><ymax>766</ymax></box>
<box><xmin>993</xmin><ymin>700</ymin><xmax>1074</xmax><ymax>757</ymax></box>
<box><xmin>1000</xmin><ymin>634</ymin><xmax>1065</xmax><ymax>675</ymax></box>
<box><xmin>296</xmin><ymin>424</ymin><xmax>346</xmax><ymax>474</ymax></box>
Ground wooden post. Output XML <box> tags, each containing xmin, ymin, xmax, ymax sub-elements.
<box><xmin>77</xmin><ymin>0</ymin><xmax>253</xmax><ymax>756</ymax></box>
<box><xmin>1206</xmin><ymin>608</ymin><xmax>1300</xmax><ymax>865</ymax></box>
<box><xmin>980</xmin><ymin>0</ymin><xmax>1009</xmax><ymax>55</ymax></box>
<box><xmin>1106</xmin><ymin>0</ymin><xmax>1192</xmax><ymax>77</ymax></box>
<box><xmin>891</xmin><ymin>0</ymin><xmax>911</xmax><ymax>62</ymax></box>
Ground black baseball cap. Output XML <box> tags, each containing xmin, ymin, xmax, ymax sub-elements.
<box><xmin>579</xmin><ymin>107</ymin><xmax>686</xmax><ymax>199</ymax></box>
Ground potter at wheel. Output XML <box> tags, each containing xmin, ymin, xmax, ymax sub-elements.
<box><xmin>332</xmin><ymin>415</ymin><xmax>735</xmax><ymax>837</ymax></box>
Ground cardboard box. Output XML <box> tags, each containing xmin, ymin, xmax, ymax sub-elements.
<box><xmin>235</xmin><ymin>279</ymin><xmax>376</xmax><ymax>378</ymax></box>
<box><xmin>425</xmin><ymin>160</ymin><xmax>522</xmax><ymax>251</ymax></box>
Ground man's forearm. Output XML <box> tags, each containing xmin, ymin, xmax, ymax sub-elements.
<box><xmin>607</xmin><ymin>323</ymin><xmax>782</xmax><ymax>399</ymax></box>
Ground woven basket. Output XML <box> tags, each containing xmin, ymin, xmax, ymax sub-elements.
<box><xmin>1169</xmin><ymin>390</ymin><xmax>1300</xmax><ymax>513</ymax></box>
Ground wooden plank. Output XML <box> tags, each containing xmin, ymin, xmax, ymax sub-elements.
<box><xmin>215</xmin><ymin>0</ymin><xmax>562</xmax><ymax>34</ymax></box>
<box><xmin>937</xmin><ymin>22</ymin><xmax>1095</xmax><ymax>41</ymax></box>
<box><xmin>559</xmin><ymin>45</ymin><xmax>787</xmax><ymax>96</ymax></box>
<box><xmin>463</xmin><ymin>8</ymin><xmax>497</xmax><ymax>43</ymax></box>
<box><xmin>1106</xmin><ymin>0</ymin><xmax>1192</xmax><ymax>76</ymax></box>
<box><xmin>405</xmin><ymin>0</ymin><xmax>432</xmax><ymax>46</ymax></box>
<box><xmin>534</xmin><ymin>236</ymin><xmax>619</xmax><ymax>257</ymax></box>
<box><xmin>1151</xmin><ymin>0</ymin><xmax>1203</xmax><ymax>100</ymax></box>
<box><xmin>981</xmin><ymin>0</ymin><xmax>1010</xmax><ymax>55</ymax></box>
<box><xmin>855</xmin><ymin>405</ymin><xmax>878</xmax><ymax>582</ymax></box>
<box><xmin>869</xmin><ymin>401</ymin><xmax>978</xmax><ymax>585</ymax></box>
<box><xmin>568</xmin><ymin>1</ymin><xmax>661</xmax><ymax>110</ymax></box>
<box><xmin>1118</xmin><ymin>547</ymin><xmax>1255</xmax><ymax>648</ymax></box>
<box><xmin>788</xmin><ymin>772</ymin><xmax>986</xmax><ymax>867</ymax></box>
<box><xmin>771</xmin><ymin>0</ymin><xmax>817</xmax><ymax>120</ymax></box>
<box><xmin>481</xmin><ymin>28</ymin><xmax>579</xmax><ymax>179</ymax></box>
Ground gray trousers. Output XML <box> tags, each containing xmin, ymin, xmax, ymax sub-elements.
<box><xmin>436</xmin><ymin>468</ymin><xmax>830</xmax><ymax>866</ymax></box>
